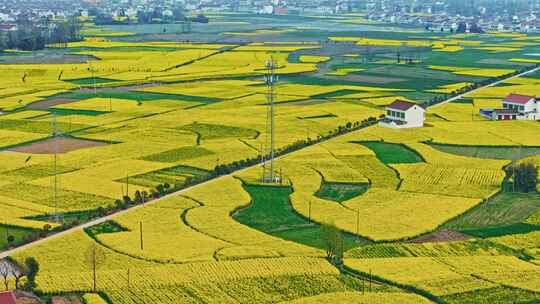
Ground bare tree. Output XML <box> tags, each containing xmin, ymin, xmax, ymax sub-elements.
<box><xmin>85</xmin><ymin>243</ymin><xmax>106</xmax><ymax>292</ymax></box>
<box><xmin>11</xmin><ymin>262</ymin><xmax>25</xmax><ymax>289</ymax></box>
<box><xmin>0</xmin><ymin>260</ymin><xmax>11</xmax><ymax>291</ymax></box>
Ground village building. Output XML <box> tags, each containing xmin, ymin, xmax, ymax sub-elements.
<box><xmin>379</xmin><ymin>100</ymin><xmax>425</xmax><ymax>128</ymax></box>
<box><xmin>480</xmin><ymin>93</ymin><xmax>540</xmax><ymax>120</ymax></box>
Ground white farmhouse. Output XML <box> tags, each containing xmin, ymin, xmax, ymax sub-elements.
<box><xmin>379</xmin><ymin>100</ymin><xmax>425</xmax><ymax>129</ymax></box>
<box><xmin>480</xmin><ymin>94</ymin><xmax>540</xmax><ymax>120</ymax></box>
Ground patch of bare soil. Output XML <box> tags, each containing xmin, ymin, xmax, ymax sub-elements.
<box><xmin>279</xmin><ymin>98</ymin><xmax>331</xmax><ymax>106</ymax></box>
<box><xmin>323</xmin><ymin>74</ymin><xmax>405</xmax><ymax>84</ymax></box>
<box><xmin>14</xmin><ymin>291</ymin><xmax>42</xmax><ymax>304</ymax></box>
<box><xmin>27</xmin><ymin>98</ymin><xmax>79</xmax><ymax>110</ymax></box>
<box><xmin>51</xmin><ymin>296</ymin><xmax>81</xmax><ymax>304</ymax></box>
<box><xmin>410</xmin><ymin>230</ymin><xmax>472</xmax><ymax>243</ymax></box>
<box><xmin>9</xmin><ymin>137</ymin><xmax>108</xmax><ymax>154</ymax></box>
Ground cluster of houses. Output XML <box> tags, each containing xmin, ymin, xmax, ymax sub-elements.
<box><xmin>365</xmin><ymin>0</ymin><xmax>540</xmax><ymax>33</ymax></box>
<box><xmin>1</xmin><ymin>0</ymin><xmax>539</xmax><ymax>33</ymax></box>
<box><xmin>378</xmin><ymin>93</ymin><xmax>539</xmax><ymax>129</ymax></box>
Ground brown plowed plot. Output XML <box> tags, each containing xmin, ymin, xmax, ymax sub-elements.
<box><xmin>410</xmin><ymin>230</ymin><xmax>472</xmax><ymax>243</ymax></box>
<box><xmin>28</xmin><ymin>98</ymin><xmax>78</xmax><ymax>110</ymax></box>
<box><xmin>9</xmin><ymin>137</ymin><xmax>108</xmax><ymax>154</ymax></box>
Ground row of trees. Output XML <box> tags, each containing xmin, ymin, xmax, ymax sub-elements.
<box><xmin>0</xmin><ymin>17</ymin><xmax>81</xmax><ymax>51</ymax></box>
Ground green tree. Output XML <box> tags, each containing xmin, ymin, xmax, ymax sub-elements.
<box><xmin>23</xmin><ymin>257</ymin><xmax>39</xmax><ymax>291</ymax></box>
<box><xmin>506</xmin><ymin>162</ymin><xmax>538</xmax><ymax>193</ymax></box>
<box><xmin>320</xmin><ymin>222</ymin><xmax>344</xmax><ymax>266</ymax></box>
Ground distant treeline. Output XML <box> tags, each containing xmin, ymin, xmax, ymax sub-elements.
<box><xmin>0</xmin><ymin>17</ymin><xmax>81</xmax><ymax>51</ymax></box>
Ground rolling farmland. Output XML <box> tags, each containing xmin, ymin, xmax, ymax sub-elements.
<box><xmin>1</xmin><ymin>12</ymin><xmax>540</xmax><ymax>304</ymax></box>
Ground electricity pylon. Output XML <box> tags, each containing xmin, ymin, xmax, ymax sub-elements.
<box><xmin>262</xmin><ymin>58</ymin><xmax>279</xmax><ymax>183</ymax></box>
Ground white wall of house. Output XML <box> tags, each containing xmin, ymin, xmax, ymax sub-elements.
<box><xmin>493</xmin><ymin>112</ymin><xmax>518</xmax><ymax>120</ymax></box>
<box><xmin>523</xmin><ymin>111</ymin><xmax>540</xmax><ymax>120</ymax></box>
<box><xmin>383</xmin><ymin>105</ymin><xmax>425</xmax><ymax>128</ymax></box>
<box><xmin>404</xmin><ymin>106</ymin><xmax>425</xmax><ymax>128</ymax></box>
<box><xmin>503</xmin><ymin>99</ymin><xmax>536</xmax><ymax>113</ymax></box>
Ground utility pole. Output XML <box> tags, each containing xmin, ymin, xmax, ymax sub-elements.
<box><xmin>356</xmin><ymin>209</ymin><xmax>360</xmax><ymax>237</ymax></box>
<box><xmin>51</xmin><ymin>114</ymin><xmax>61</xmax><ymax>223</ymax></box>
<box><xmin>140</xmin><ymin>221</ymin><xmax>143</xmax><ymax>251</ymax></box>
<box><xmin>308</xmin><ymin>201</ymin><xmax>312</xmax><ymax>223</ymax></box>
<box><xmin>90</xmin><ymin>61</ymin><xmax>97</xmax><ymax>96</ymax></box>
<box><xmin>513</xmin><ymin>158</ymin><xmax>516</xmax><ymax>193</ymax></box>
<box><xmin>260</xmin><ymin>143</ymin><xmax>264</xmax><ymax>178</ymax></box>
<box><xmin>369</xmin><ymin>268</ymin><xmax>372</xmax><ymax>292</ymax></box>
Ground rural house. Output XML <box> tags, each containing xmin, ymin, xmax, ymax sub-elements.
<box><xmin>379</xmin><ymin>100</ymin><xmax>425</xmax><ymax>128</ymax></box>
<box><xmin>480</xmin><ymin>93</ymin><xmax>540</xmax><ymax>120</ymax></box>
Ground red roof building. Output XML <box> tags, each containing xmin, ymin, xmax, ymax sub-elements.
<box><xmin>503</xmin><ymin>93</ymin><xmax>535</xmax><ymax>105</ymax></box>
<box><xmin>480</xmin><ymin>93</ymin><xmax>539</xmax><ymax>121</ymax></box>
<box><xmin>386</xmin><ymin>100</ymin><xmax>418</xmax><ymax>111</ymax></box>
<box><xmin>0</xmin><ymin>291</ymin><xmax>17</xmax><ymax>304</ymax></box>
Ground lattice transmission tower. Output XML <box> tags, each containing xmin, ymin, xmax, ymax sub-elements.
<box><xmin>261</xmin><ymin>58</ymin><xmax>280</xmax><ymax>183</ymax></box>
